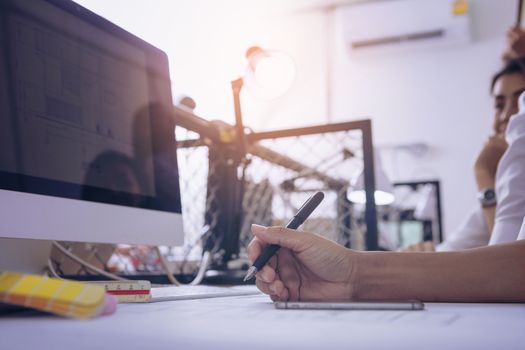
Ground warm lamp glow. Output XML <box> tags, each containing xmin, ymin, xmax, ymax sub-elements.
<box><xmin>243</xmin><ymin>48</ymin><xmax>295</xmax><ymax>100</ymax></box>
<box><xmin>347</xmin><ymin>190</ymin><xmax>395</xmax><ymax>206</ymax></box>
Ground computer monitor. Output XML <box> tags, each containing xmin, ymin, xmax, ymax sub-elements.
<box><xmin>0</xmin><ymin>0</ymin><xmax>184</xmax><ymax>249</ymax></box>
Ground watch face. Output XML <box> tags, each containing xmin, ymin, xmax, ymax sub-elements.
<box><xmin>479</xmin><ymin>188</ymin><xmax>497</xmax><ymax>207</ymax></box>
<box><xmin>485</xmin><ymin>189</ymin><xmax>496</xmax><ymax>201</ymax></box>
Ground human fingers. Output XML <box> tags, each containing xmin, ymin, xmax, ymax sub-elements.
<box><xmin>502</xmin><ymin>51</ymin><xmax>514</xmax><ymax>62</ymax></box>
<box><xmin>248</xmin><ymin>235</ymin><xmax>279</xmax><ymax>282</ymax></box>
<box><xmin>256</xmin><ymin>264</ymin><xmax>277</xmax><ymax>283</ymax></box>
<box><xmin>406</xmin><ymin>242</ymin><xmax>433</xmax><ymax>252</ymax></box>
<box><xmin>507</xmin><ymin>30</ymin><xmax>519</xmax><ymax>43</ymax></box>
<box><xmin>256</xmin><ymin>278</ymin><xmax>272</xmax><ymax>295</ymax></box>
<box><xmin>402</xmin><ymin>244</ymin><xmax>417</xmax><ymax>252</ymax></box>
<box><xmin>422</xmin><ymin>241</ymin><xmax>435</xmax><ymax>252</ymax></box>
<box><xmin>411</xmin><ymin>244</ymin><xmax>423</xmax><ymax>252</ymax></box>
<box><xmin>493</xmin><ymin>117</ymin><xmax>503</xmax><ymax>135</ymax></box>
<box><xmin>276</xmin><ymin>249</ymin><xmax>302</xmax><ymax>300</ymax></box>
<box><xmin>247</xmin><ymin>236</ymin><xmax>265</xmax><ymax>264</ymax></box>
<box><xmin>269</xmin><ymin>279</ymin><xmax>289</xmax><ymax>301</ymax></box>
<box><xmin>251</xmin><ymin>224</ymin><xmax>313</xmax><ymax>253</ymax></box>
<box><xmin>256</xmin><ymin>278</ymin><xmax>289</xmax><ymax>300</ymax></box>
<box><xmin>506</xmin><ymin>27</ymin><xmax>523</xmax><ymax>43</ymax></box>
<box><xmin>513</xmin><ymin>27</ymin><xmax>525</xmax><ymax>37</ymax></box>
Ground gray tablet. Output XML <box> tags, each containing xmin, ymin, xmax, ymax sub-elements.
<box><xmin>274</xmin><ymin>300</ymin><xmax>424</xmax><ymax>311</ymax></box>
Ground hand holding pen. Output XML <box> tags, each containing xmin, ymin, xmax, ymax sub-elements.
<box><xmin>246</xmin><ymin>198</ymin><xmax>359</xmax><ymax>301</ymax></box>
<box><xmin>244</xmin><ymin>191</ymin><xmax>325</xmax><ymax>282</ymax></box>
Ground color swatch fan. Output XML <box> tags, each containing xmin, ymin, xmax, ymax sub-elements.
<box><xmin>0</xmin><ymin>272</ymin><xmax>116</xmax><ymax>319</ymax></box>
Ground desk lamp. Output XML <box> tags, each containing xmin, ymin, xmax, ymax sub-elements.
<box><xmin>230</xmin><ymin>46</ymin><xmax>296</xmax><ymax>158</ymax></box>
<box><xmin>348</xmin><ymin>151</ymin><xmax>394</xmax><ymax>206</ymax></box>
<box><xmin>207</xmin><ymin>47</ymin><xmax>296</xmax><ymax>282</ymax></box>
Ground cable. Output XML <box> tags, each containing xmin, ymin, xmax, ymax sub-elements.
<box><xmin>53</xmin><ymin>240</ymin><xmax>211</xmax><ymax>286</ymax></box>
<box><xmin>189</xmin><ymin>251</ymin><xmax>211</xmax><ymax>286</ymax></box>
<box><xmin>155</xmin><ymin>247</ymin><xmax>212</xmax><ymax>286</ymax></box>
<box><xmin>52</xmin><ymin>241</ymin><xmax>128</xmax><ymax>281</ymax></box>
<box><xmin>179</xmin><ymin>224</ymin><xmax>211</xmax><ymax>273</ymax></box>
<box><xmin>155</xmin><ymin>246</ymin><xmax>180</xmax><ymax>286</ymax></box>
<box><xmin>47</xmin><ymin>259</ymin><xmax>64</xmax><ymax>279</ymax></box>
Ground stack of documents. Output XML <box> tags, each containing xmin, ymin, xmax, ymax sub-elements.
<box><xmin>0</xmin><ymin>272</ymin><xmax>116</xmax><ymax>319</ymax></box>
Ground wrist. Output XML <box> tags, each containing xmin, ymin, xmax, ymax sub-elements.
<box><xmin>346</xmin><ymin>250</ymin><xmax>359</xmax><ymax>301</ymax></box>
<box><xmin>477</xmin><ymin>188</ymin><xmax>497</xmax><ymax>208</ymax></box>
<box><xmin>349</xmin><ymin>251</ymin><xmax>376</xmax><ymax>301</ymax></box>
<box><xmin>350</xmin><ymin>251</ymin><xmax>419</xmax><ymax>301</ymax></box>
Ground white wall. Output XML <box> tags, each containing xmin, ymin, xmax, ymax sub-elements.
<box><xmin>76</xmin><ymin>0</ymin><xmax>519</xmax><ymax>237</ymax></box>
<box><xmin>330</xmin><ymin>0</ymin><xmax>517</xmax><ymax>235</ymax></box>
<box><xmin>74</xmin><ymin>0</ymin><xmax>329</xmax><ymax>129</ymax></box>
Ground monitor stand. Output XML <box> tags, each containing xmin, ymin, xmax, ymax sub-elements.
<box><xmin>0</xmin><ymin>238</ymin><xmax>51</xmax><ymax>274</ymax></box>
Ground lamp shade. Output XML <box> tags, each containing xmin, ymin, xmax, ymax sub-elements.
<box><xmin>347</xmin><ymin>152</ymin><xmax>394</xmax><ymax>206</ymax></box>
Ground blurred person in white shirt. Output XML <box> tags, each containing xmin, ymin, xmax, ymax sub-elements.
<box><xmin>405</xmin><ymin>57</ymin><xmax>525</xmax><ymax>252</ymax></box>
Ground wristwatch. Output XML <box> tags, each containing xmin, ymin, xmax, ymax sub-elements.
<box><xmin>477</xmin><ymin>188</ymin><xmax>497</xmax><ymax>208</ymax></box>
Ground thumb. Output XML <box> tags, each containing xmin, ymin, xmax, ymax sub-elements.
<box><xmin>251</xmin><ymin>224</ymin><xmax>311</xmax><ymax>252</ymax></box>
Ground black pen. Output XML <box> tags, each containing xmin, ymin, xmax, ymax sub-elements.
<box><xmin>243</xmin><ymin>191</ymin><xmax>325</xmax><ymax>282</ymax></box>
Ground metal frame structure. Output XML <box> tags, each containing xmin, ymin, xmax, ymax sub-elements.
<box><xmin>248</xmin><ymin>121</ymin><xmax>379</xmax><ymax>250</ymax></box>
<box><xmin>173</xmin><ymin>106</ymin><xmax>380</xmax><ymax>254</ymax></box>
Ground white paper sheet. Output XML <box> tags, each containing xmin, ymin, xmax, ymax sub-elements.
<box><xmin>1</xmin><ymin>292</ymin><xmax>524</xmax><ymax>350</ymax></box>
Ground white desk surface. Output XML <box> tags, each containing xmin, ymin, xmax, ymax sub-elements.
<box><xmin>1</xmin><ymin>291</ymin><xmax>524</xmax><ymax>350</ymax></box>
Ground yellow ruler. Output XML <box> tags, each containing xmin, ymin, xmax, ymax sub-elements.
<box><xmin>89</xmin><ymin>280</ymin><xmax>151</xmax><ymax>303</ymax></box>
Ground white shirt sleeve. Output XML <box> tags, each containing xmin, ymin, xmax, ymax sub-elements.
<box><xmin>436</xmin><ymin>205</ymin><xmax>489</xmax><ymax>251</ymax></box>
<box><xmin>518</xmin><ymin>218</ymin><xmax>525</xmax><ymax>241</ymax></box>
<box><xmin>490</xmin><ymin>93</ymin><xmax>525</xmax><ymax>244</ymax></box>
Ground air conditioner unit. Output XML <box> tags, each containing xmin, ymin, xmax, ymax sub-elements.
<box><xmin>339</xmin><ymin>0</ymin><xmax>471</xmax><ymax>57</ymax></box>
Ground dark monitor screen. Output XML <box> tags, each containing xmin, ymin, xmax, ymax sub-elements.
<box><xmin>0</xmin><ymin>0</ymin><xmax>181</xmax><ymax>214</ymax></box>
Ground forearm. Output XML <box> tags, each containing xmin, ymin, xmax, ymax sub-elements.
<box><xmin>352</xmin><ymin>241</ymin><xmax>525</xmax><ymax>302</ymax></box>
<box><xmin>482</xmin><ymin>206</ymin><xmax>496</xmax><ymax>234</ymax></box>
